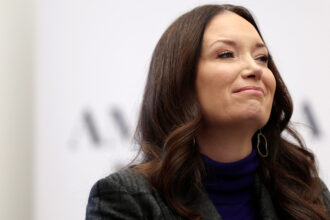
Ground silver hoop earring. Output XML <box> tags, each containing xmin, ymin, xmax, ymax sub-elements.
<box><xmin>192</xmin><ymin>137</ymin><xmax>196</xmax><ymax>146</ymax></box>
<box><xmin>257</xmin><ymin>131</ymin><xmax>268</xmax><ymax>158</ymax></box>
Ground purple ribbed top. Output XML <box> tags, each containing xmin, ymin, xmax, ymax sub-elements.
<box><xmin>201</xmin><ymin>148</ymin><xmax>260</xmax><ymax>220</ymax></box>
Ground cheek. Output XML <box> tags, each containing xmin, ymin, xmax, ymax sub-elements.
<box><xmin>196</xmin><ymin>73</ymin><xmax>223</xmax><ymax>111</ymax></box>
<box><xmin>263</xmin><ymin>71</ymin><xmax>276</xmax><ymax>117</ymax></box>
<box><xmin>264</xmin><ymin>70</ymin><xmax>276</xmax><ymax>96</ymax></box>
<box><xmin>196</xmin><ymin>65</ymin><xmax>238</xmax><ymax>122</ymax></box>
<box><xmin>197</xmin><ymin>63</ymin><xmax>237</xmax><ymax>87</ymax></box>
<box><xmin>196</xmin><ymin>66</ymin><xmax>235</xmax><ymax>103</ymax></box>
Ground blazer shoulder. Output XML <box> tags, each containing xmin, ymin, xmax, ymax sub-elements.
<box><xmin>97</xmin><ymin>168</ymin><xmax>153</xmax><ymax>194</ymax></box>
<box><xmin>86</xmin><ymin>168</ymin><xmax>162</xmax><ymax>220</ymax></box>
<box><xmin>319</xmin><ymin>179</ymin><xmax>330</xmax><ymax>216</ymax></box>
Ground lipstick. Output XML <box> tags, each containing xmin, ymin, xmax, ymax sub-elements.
<box><xmin>234</xmin><ymin>86</ymin><xmax>264</xmax><ymax>95</ymax></box>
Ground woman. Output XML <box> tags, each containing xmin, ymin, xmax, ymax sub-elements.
<box><xmin>86</xmin><ymin>4</ymin><xmax>330</xmax><ymax>220</ymax></box>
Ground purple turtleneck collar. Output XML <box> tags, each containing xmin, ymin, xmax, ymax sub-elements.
<box><xmin>201</xmin><ymin>148</ymin><xmax>260</xmax><ymax>220</ymax></box>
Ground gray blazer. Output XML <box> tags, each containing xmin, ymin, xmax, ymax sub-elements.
<box><xmin>86</xmin><ymin>168</ymin><xmax>330</xmax><ymax>220</ymax></box>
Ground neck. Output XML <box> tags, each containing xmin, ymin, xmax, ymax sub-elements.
<box><xmin>197</xmin><ymin>124</ymin><xmax>257</xmax><ymax>163</ymax></box>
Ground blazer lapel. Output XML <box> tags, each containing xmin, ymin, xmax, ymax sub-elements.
<box><xmin>188</xmin><ymin>188</ymin><xmax>222</xmax><ymax>220</ymax></box>
<box><xmin>186</xmin><ymin>174</ymin><xmax>278</xmax><ymax>220</ymax></box>
<box><xmin>254</xmin><ymin>174</ymin><xmax>279</xmax><ymax>220</ymax></box>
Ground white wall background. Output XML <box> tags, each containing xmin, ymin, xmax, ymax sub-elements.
<box><xmin>1</xmin><ymin>0</ymin><xmax>330</xmax><ymax>220</ymax></box>
<box><xmin>0</xmin><ymin>0</ymin><xmax>34</xmax><ymax>219</ymax></box>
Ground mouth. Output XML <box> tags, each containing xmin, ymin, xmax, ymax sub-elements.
<box><xmin>233</xmin><ymin>86</ymin><xmax>265</xmax><ymax>95</ymax></box>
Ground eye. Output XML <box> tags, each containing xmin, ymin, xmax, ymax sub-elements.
<box><xmin>256</xmin><ymin>55</ymin><xmax>269</xmax><ymax>63</ymax></box>
<box><xmin>217</xmin><ymin>51</ymin><xmax>234</xmax><ymax>59</ymax></box>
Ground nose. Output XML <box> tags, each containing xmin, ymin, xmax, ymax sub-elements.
<box><xmin>241</xmin><ymin>57</ymin><xmax>263</xmax><ymax>80</ymax></box>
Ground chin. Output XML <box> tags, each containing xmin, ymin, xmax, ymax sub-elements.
<box><xmin>242</xmin><ymin>110</ymin><xmax>270</xmax><ymax>128</ymax></box>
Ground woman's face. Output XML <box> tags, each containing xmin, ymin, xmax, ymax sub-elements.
<box><xmin>196</xmin><ymin>11</ymin><xmax>276</xmax><ymax>129</ymax></box>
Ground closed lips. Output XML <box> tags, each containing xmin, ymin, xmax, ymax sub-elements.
<box><xmin>233</xmin><ymin>86</ymin><xmax>264</xmax><ymax>94</ymax></box>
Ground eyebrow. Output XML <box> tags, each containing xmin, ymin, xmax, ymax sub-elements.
<box><xmin>209</xmin><ymin>39</ymin><xmax>267</xmax><ymax>50</ymax></box>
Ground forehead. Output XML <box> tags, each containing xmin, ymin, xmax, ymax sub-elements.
<box><xmin>202</xmin><ymin>11</ymin><xmax>263</xmax><ymax>46</ymax></box>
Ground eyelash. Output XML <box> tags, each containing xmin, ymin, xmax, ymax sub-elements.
<box><xmin>217</xmin><ymin>51</ymin><xmax>234</xmax><ymax>58</ymax></box>
<box><xmin>217</xmin><ymin>51</ymin><xmax>269</xmax><ymax>63</ymax></box>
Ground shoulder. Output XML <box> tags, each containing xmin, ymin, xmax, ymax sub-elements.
<box><xmin>93</xmin><ymin>168</ymin><xmax>153</xmax><ymax>195</ymax></box>
<box><xmin>86</xmin><ymin>168</ymin><xmax>179</xmax><ymax>220</ymax></box>
<box><xmin>320</xmin><ymin>179</ymin><xmax>330</xmax><ymax>215</ymax></box>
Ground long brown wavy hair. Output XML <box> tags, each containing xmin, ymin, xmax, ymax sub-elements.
<box><xmin>133</xmin><ymin>4</ymin><xmax>328</xmax><ymax>220</ymax></box>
